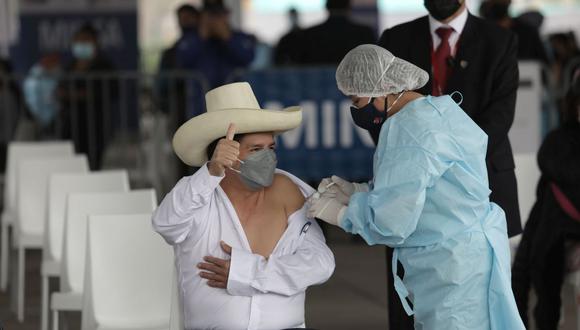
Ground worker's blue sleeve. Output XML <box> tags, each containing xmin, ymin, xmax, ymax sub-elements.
<box><xmin>341</xmin><ymin>146</ymin><xmax>451</xmax><ymax>246</ymax></box>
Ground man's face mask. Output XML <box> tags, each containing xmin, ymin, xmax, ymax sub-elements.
<box><xmin>350</xmin><ymin>98</ymin><xmax>386</xmax><ymax>130</ymax></box>
<box><xmin>231</xmin><ymin>149</ymin><xmax>277</xmax><ymax>191</ymax></box>
<box><xmin>72</xmin><ymin>42</ymin><xmax>95</xmax><ymax>60</ymax></box>
<box><xmin>424</xmin><ymin>0</ymin><xmax>462</xmax><ymax>21</ymax></box>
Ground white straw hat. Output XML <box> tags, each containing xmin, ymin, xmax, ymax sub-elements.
<box><xmin>172</xmin><ymin>82</ymin><xmax>302</xmax><ymax>166</ymax></box>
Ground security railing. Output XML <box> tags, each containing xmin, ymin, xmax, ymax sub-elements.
<box><xmin>0</xmin><ymin>71</ymin><xmax>210</xmax><ymax>197</ymax></box>
<box><xmin>1</xmin><ymin>58</ymin><xmax>579</xmax><ymax>198</ymax></box>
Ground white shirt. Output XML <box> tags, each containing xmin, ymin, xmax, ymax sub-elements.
<box><xmin>429</xmin><ymin>7</ymin><xmax>469</xmax><ymax>56</ymax></box>
<box><xmin>152</xmin><ymin>164</ymin><xmax>335</xmax><ymax>330</ymax></box>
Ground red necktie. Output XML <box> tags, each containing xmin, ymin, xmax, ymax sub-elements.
<box><xmin>432</xmin><ymin>27</ymin><xmax>454</xmax><ymax>96</ymax></box>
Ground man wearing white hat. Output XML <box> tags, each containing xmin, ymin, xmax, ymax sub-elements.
<box><xmin>152</xmin><ymin>82</ymin><xmax>335</xmax><ymax>330</ymax></box>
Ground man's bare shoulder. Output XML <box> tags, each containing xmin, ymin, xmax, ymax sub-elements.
<box><xmin>270</xmin><ymin>173</ymin><xmax>305</xmax><ymax>216</ymax></box>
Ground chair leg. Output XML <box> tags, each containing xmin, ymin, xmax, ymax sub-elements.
<box><xmin>52</xmin><ymin>309</ymin><xmax>59</xmax><ymax>330</ymax></box>
<box><xmin>0</xmin><ymin>222</ymin><xmax>9</xmax><ymax>291</ymax></box>
<box><xmin>17</xmin><ymin>246</ymin><xmax>24</xmax><ymax>322</ymax></box>
<box><xmin>42</xmin><ymin>274</ymin><xmax>49</xmax><ymax>330</ymax></box>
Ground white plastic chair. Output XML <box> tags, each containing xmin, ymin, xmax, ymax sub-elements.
<box><xmin>14</xmin><ymin>155</ymin><xmax>89</xmax><ymax>322</ymax></box>
<box><xmin>51</xmin><ymin>189</ymin><xmax>158</xmax><ymax>330</ymax></box>
<box><xmin>41</xmin><ymin>170</ymin><xmax>130</xmax><ymax>330</ymax></box>
<box><xmin>170</xmin><ymin>265</ymin><xmax>184</xmax><ymax>330</ymax></box>
<box><xmin>1</xmin><ymin>141</ymin><xmax>74</xmax><ymax>291</ymax></box>
<box><xmin>81</xmin><ymin>213</ymin><xmax>173</xmax><ymax>330</ymax></box>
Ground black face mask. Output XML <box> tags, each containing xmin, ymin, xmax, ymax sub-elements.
<box><xmin>350</xmin><ymin>98</ymin><xmax>386</xmax><ymax>130</ymax></box>
<box><xmin>424</xmin><ymin>0</ymin><xmax>462</xmax><ymax>21</ymax></box>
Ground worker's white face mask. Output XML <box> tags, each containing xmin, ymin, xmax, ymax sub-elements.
<box><xmin>230</xmin><ymin>149</ymin><xmax>277</xmax><ymax>190</ymax></box>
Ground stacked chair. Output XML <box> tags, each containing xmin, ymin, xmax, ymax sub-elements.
<box><xmin>51</xmin><ymin>189</ymin><xmax>157</xmax><ymax>328</ymax></box>
<box><xmin>81</xmin><ymin>214</ymin><xmax>173</xmax><ymax>330</ymax></box>
<box><xmin>41</xmin><ymin>170</ymin><xmax>130</xmax><ymax>330</ymax></box>
<box><xmin>170</xmin><ymin>267</ymin><xmax>184</xmax><ymax>330</ymax></box>
<box><xmin>0</xmin><ymin>140</ymin><xmax>179</xmax><ymax>329</ymax></box>
<box><xmin>15</xmin><ymin>155</ymin><xmax>89</xmax><ymax>320</ymax></box>
<box><xmin>1</xmin><ymin>141</ymin><xmax>75</xmax><ymax>294</ymax></box>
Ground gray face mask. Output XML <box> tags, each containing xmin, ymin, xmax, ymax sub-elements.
<box><xmin>231</xmin><ymin>149</ymin><xmax>277</xmax><ymax>190</ymax></box>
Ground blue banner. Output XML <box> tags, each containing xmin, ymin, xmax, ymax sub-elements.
<box><xmin>11</xmin><ymin>11</ymin><xmax>138</xmax><ymax>73</ymax></box>
<box><xmin>239</xmin><ymin>68</ymin><xmax>376</xmax><ymax>183</ymax></box>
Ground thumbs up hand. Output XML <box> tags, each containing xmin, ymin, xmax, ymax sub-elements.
<box><xmin>208</xmin><ymin>123</ymin><xmax>241</xmax><ymax>177</ymax></box>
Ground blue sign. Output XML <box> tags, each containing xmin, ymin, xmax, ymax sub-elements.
<box><xmin>238</xmin><ymin>68</ymin><xmax>376</xmax><ymax>183</ymax></box>
<box><xmin>11</xmin><ymin>11</ymin><xmax>138</xmax><ymax>73</ymax></box>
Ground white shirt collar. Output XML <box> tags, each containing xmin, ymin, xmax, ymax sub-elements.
<box><xmin>428</xmin><ymin>7</ymin><xmax>469</xmax><ymax>52</ymax></box>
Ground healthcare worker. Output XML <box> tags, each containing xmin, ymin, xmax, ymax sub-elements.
<box><xmin>308</xmin><ymin>44</ymin><xmax>525</xmax><ymax>329</ymax></box>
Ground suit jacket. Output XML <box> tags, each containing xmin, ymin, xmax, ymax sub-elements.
<box><xmin>378</xmin><ymin>13</ymin><xmax>522</xmax><ymax>236</ymax></box>
<box><xmin>298</xmin><ymin>15</ymin><xmax>376</xmax><ymax>65</ymax></box>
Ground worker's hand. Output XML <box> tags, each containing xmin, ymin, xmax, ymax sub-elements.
<box><xmin>198</xmin><ymin>241</ymin><xmax>232</xmax><ymax>289</ymax></box>
<box><xmin>315</xmin><ymin>177</ymin><xmax>349</xmax><ymax>204</ymax></box>
<box><xmin>331</xmin><ymin>175</ymin><xmax>369</xmax><ymax>199</ymax></box>
<box><xmin>208</xmin><ymin>123</ymin><xmax>240</xmax><ymax>177</ymax></box>
<box><xmin>316</xmin><ymin>177</ymin><xmax>333</xmax><ymax>191</ymax></box>
<box><xmin>307</xmin><ymin>195</ymin><xmax>346</xmax><ymax>227</ymax></box>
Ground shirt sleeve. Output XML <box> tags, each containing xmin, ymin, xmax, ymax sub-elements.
<box><xmin>226</xmin><ymin>216</ymin><xmax>335</xmax><ymax>297</ymax></box>
<box><xmin>340</xmin><ymin>146</ymin><xmax>451</xmax><ymax>247</ymax></box>
<box><xmin>152</xmin><ymin>163</ymin><xmax>223</xmax><ymax>245</ymax></box>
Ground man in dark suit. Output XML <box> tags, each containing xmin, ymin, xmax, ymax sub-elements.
<box><xmin>376</xmin><ymin>0</ymin><xmax>521</xmax><ymax>328</ymax></box>
<box><xmin>297</xmin><ymin>0</ymin><xmax>376</xmax><ymax>65</ymax></box>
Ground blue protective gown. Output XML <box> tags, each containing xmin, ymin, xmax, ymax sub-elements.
<box><xmin>341</xmin><ymin>95</ymin><xmax>525</xmax><ymax>329</ymax></box>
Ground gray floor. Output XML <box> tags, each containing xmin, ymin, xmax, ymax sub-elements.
<box><xmin>0</xmin><ymin>226</ymin><xmax>578</xmax><ymax>330</ymax></box>
<box><xmin>305</xmin><ymin>241</ymin><xmax>389</xmax><ymax>329</ymax></box>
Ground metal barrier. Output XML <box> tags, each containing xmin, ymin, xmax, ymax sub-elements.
<box><xmin>1</xmin><ymin>59</ymin><xmax>579</xmax><ymax>196</ymax></box>
<box><xmin>0</xmin><ymin>71</ymin><xmax>210</xmax><ymax>196</ymax></box>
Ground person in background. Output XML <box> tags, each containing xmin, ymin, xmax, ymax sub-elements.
<box><xmin>23</xmin><ymin>53</ymin><xmax>61</xmax><ymax>137</ymax></box>
<box><xmin>160</xmin><ymin>3</ymin><xmax>200</xmax><ymax>74</ymax></box>
<box><xmin>297</xmin><ymin>0</ymin><xmax>376</xmax><ymax>65</ymax></box>
<box><xmin>546</xmin><ymin>32</ymin><xmax>580</xmax><ymax>126</ymax></box>
<box><xmin>157</xmin><ymin>3</ymin><xmax>200</xmax><ymax>142</ymax></box>
<box><xmin>176</xmin><ymin>0</ymin><xmax>255</xmax><ymax>91</ymax></box>
<box><xmin>516</xmin><ymin>10</ymin><xmax>544</xmax><ymax>31</ymax></box>
<box><xmin>480</xmin><ymin>0</ymin><xmax>548</xmax><ymax>62</ymax></box>
<box><xmin>377</xmin><ymin>1</ymin><xmax>521</xmax><ymax>328</ymax></box>
<box><xmin>58</xmin><ymin>23</ymin><xmax>118</xmax><ymax>170</ymax></box>
<box><xmin>511</xmin><ymin>74</ymin><xmax>580</xmax><ymax>329</ymax></box>
<box><xmin>273</xmin><ymin>8</ymin><xmax>304</xmax><ymax>66</ymax></box>
<box><xmin>547</xmin><ymin>32</ymin><xmax>580</xmax><ymax>91</ymax></box>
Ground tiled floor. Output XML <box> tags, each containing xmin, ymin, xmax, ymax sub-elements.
<box><xmin>0</xmin><ymin>227</ymin><xmax>578</xmax><ymax>330</ymax></box>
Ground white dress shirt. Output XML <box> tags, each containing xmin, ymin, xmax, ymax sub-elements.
<box><xmin>429</xmin><ymin>7</ymin><xmax>469</xmax><ymax>56</ymax></box>
<box><xmin>152</xmin><ymin>164</ymin><xmax>335</xmax><ymax>330</ymax></box>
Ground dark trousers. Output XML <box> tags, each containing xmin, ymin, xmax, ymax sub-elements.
<box><xmin>533</xmin><ymin>240</ymin><xmax>565</xmax><ymax>330</ymax></box>
<box><xmin>386</xmin><ymin>247</ymin><xmax>415</xmax><ymax>330</ymax></box>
